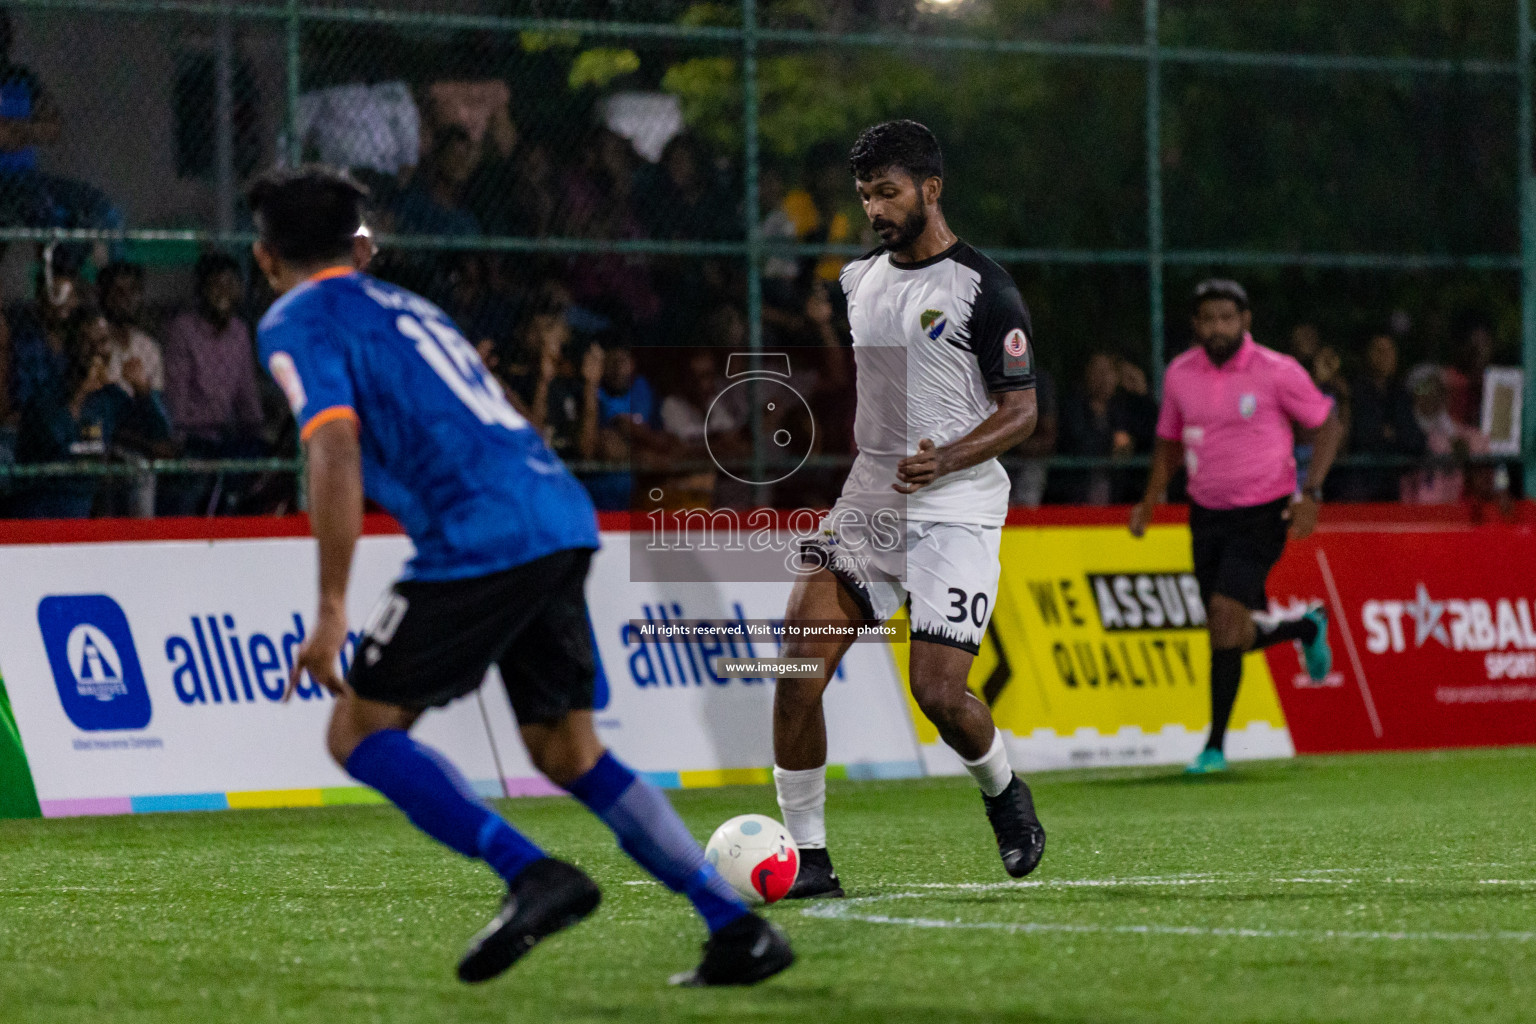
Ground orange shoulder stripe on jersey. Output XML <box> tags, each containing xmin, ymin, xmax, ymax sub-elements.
<box><xmin>300</xmin><ymin>405</ymin><xmax>359</xmax><ymax>441</ymax></box>
<box><xmin>306</xmin><ymin>266</ymin><xmax>354</xmax><ymax>283</ymax></box>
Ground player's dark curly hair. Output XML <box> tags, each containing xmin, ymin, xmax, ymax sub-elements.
<box><xmin>246</xmin><ymin>165</ymin><xmax>369</xmax><ymax>266</ymax></box>
<box><xmin>848</xmin><ymin>120</ymin><xmax>943</xmax><ymax>185</ymax></box>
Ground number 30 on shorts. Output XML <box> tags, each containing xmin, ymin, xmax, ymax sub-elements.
<box><xmin>946</xmin><ymin>587</ymin><xmax>989</xmax><ymax>628</ymax></box>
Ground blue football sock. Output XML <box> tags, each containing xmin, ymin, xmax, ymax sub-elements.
<box><xmin>567</xmin><ymin>751</ymin><xmax>748</xmax><ymax>932</ymax></box>
<box><xmin>345</xmin><ymin>729</ymin><xmax>543</xmax><ymax>883</ymax></box>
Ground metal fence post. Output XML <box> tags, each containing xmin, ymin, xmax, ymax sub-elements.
<box><xmin>1145</xmin><ymin>0</ymin><xmax>1165</xmax><ymax>390</ymax></box>
<box><xmin>285</xmin><ymin>0</ymin><xmax>306</xmax><ymax>510</ymax></box>
<box><xmin>284</xmin><ymin>0</ymin><xmax>300</xmax><ymax>166</ymax></box>
<box><xmin>743</xmin><ymin>0</ymin><xmax>767</xmax><ymax>499</ymax></box>
<box><xmin>1520</xmin><ymin>0</ymin><xmax>1536</xmax><ymax>492</ymax></box>
<box><xmin>213</xmin><ymin>3</ymin><xmax>235</xmax><ymax>236</ymax></box>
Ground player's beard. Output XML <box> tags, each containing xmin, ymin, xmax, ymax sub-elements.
<box><xmin>1201</xmin><ymin>331</ymin><xmax>1243</xmax><ymax>365</ymax></box>
<box><xmin>873</xmin><ymin>206</ymin><xmax>928</xmax><ymax>252</ymax></box>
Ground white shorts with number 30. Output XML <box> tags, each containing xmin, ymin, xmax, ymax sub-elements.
<box><xmin>804</xmin><ymin>507</ymin><xmax>1002</xmax><ymax>655</ymax></box>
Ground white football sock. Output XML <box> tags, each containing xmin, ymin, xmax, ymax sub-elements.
<box><xmin>961</xmin><ymin>728</ymin><xmax>1015</xmax><ymax>798</ymax></box>
<box><xmin>773</xmin><ymin>764</ymin><xmax>827</xmax><ymax>849</ymax></box>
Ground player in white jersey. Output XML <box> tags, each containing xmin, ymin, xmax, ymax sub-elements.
<box><xmin>772</xmin><ymin>121</ymin><xmax>1046</xmax><ymax>897</ymax></box>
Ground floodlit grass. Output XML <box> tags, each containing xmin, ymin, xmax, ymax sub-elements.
<box><xmin>3</xmin><ymin>748</ymin><xmax>1534</xmax><ymax>1023</ymax></box>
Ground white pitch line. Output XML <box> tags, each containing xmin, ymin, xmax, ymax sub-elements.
<box><xmin>800</xmin><ymin>901</ymin><xmax>1536</xmax><ymax>944</ymax></box>
<box><xmin>886</xmin><ymin>875</ymin><xmax>1221</xmax><ymax>891</ymax></box>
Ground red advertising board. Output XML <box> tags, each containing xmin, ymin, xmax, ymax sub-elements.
<box><xmin>1263</xmin><ymin>522</ymin><xmax>1536</xmax><ymax>753</ymax></box>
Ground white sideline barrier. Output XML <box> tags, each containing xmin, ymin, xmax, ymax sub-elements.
<box><xmin>0</xmin><ymin>531</ymin><xmax>920</xmax><ymax>817</ymax></box>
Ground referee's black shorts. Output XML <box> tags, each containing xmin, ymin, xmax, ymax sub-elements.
<box><xmin>1188</xmin><ymin>496</ymin><xmax>1290</xmax><ymax>612</ymax></box>
<box><xmin>346</xmin><ymin>547</ymin><xmax>597</xmax><ymax>724</ymax></box>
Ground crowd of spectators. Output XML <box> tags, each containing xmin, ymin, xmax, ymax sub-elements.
<box><xmin>0</xmin><ymin>230</ymin><xmax>1515</xmax><ymax>518</ymax></box>
<box><xmin>0</xmin><ymin>51</ymin><xmax>1518</xmax><ymax>517</ymax></box>
<box><xmin>1003</xmin><ymin>313</ymin><xmax>1511</xmax><ymax>510</ymax></box>
<box><xmin>0</xmin><ymin>11</ymin><xmax>120</xmax><ymax>265</ymax></box>
<box><xmin>0</xmin><ymin>249</ymin><xmax>283</xmax><ymax>517</ymax></box>
<box><xmin>1</xmin><ymin>240</ymin><xmax>1506</xmax><ymax>518</ymax></box>
<box><xmin>1282</xmin><ymin>316</ymin><xmax>1503</xmax><ymax>505</ymax></box>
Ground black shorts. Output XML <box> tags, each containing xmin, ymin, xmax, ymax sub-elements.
<box><xmin>1188</xmin><ymin>497</ymin><xmax>1290</xmax><ymax>612</ymax></box>
<box><xmin>347</xmin><ymin>547</ymin><xmax>597</xmax><ymax>724</ymax></box>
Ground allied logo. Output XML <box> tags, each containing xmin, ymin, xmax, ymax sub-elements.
<box><xmin>920</xmin><ymin>309</ymin><xmax>948</xmax><ymax>340</ymax></box>
<box><xmin>38</xmin><ymin>595</ymin><xmax>152</xmax><ymax>731</ymax></box>
<box><xmin>1239</xmin><ymin>392</ymin><xmax>1257</xmax><ymax>418</ymax></box>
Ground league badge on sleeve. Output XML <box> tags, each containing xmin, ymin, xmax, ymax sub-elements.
<box><xmin>1003</xmin><ymin>327</ymin><xmax>1032</xmax><ymax>377</ymax></box>
<box><xmin>268</xmin><ymin>352</ymin><xmax>308</xmax><ymax>414</ymax></box>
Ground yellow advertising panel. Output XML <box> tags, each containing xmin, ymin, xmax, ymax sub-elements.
<box><xmin>893</xmin><ymin>525</ymin><xmax>1292</xmax><ymax>770</ymax></box>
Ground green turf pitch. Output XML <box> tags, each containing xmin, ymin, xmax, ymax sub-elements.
<box><xmin>2</xmin><ymin>748</ymin><xmax>1534</xmax><ymax>1024</ymax></box>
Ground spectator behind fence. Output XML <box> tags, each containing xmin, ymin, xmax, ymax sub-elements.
<box><xmin>505</xmin><ymin>304</ymin><xmax>600</xmax><ymax>463</ymax></box>
<box><xmin>163</xmin><ymin>253</ymin><xmax>262</xmax><ymax>441</ymax></box>
<box><xmin>10</xmin><ymin>311</ymin><xmax>169</xmax><ymax>517</ymax></box>
<box><xmin>393</xmin><ymin>125</ymin><xmax>481</xmax><ymax>306</ymax></box>
<box><xmin>289</xmin><ymin>80</ymin><xmax>420</xmax><ymax>179</ymax></box>
<box><xmin>1288</xmin><ymin>322</ymin><xmax>1321</xmax><ymax>371</ymax></box>
<box><xmin>1444</xmin><ymin>312</ymin><xmax>1495</xmax><ymax>429</ymax></box>
<box><xmin>799</xmin><ymin>152</ymin><xmax>865</xmax><ymax>285</ymax></box>
<box><xmin>1054</xmin><ymin>351</ymin><xmax>1152</xmax><ymax>505</ymax></box>
<box><xmin>446</xmin><ymin>252</ymin><xmax>516</xmax><ymax>352</ymax></box>
<box><xmin>758</xmin><ymin>168</ymin><xmax>803</xmax><ymax>314</ymax></box>
<box><xmin>584</xmin><ymin>345</ymin><xmax>671</xmax><ymax>511</ymax></box>
<box><xmin>0</xmin><ymin>12</ymin><xmax>121</xmax><ymax>252</ymax></box>
<box><xmin>394</xmin><ymin>125</ymin><xmax>481</xmax><ymax>238</ymax></box>
<box><xmin>655</xmin><ymin>347</ymin><xmax>748</xmax><ymax>508</ymax></box>
<box><xmin>637</xmin><ymin>135</ymin><xmax>735</xmax><ymax>241</ymax></box>
<box><xmin>1401</xmin><ymin>363</ymin><xmax>1488</xmax><ymax>504</ymax></box>
<box><xmin>1341</xmin><ymin>332</ymin><xmax>1425</xmax><ymax>501</ymax></box>
<box><xmin>99</xmin><ymin>262</ymin><xmax>164</xmax><ymax>394</ymax></box>
<box><xmin>98</xmin><ymin>261</ymin><xmax>165</xmax><ymax>515</ymax></box>
<box><xmin>469</xmin><ymin>137</ymin><xmax>556</xmax><ymax>238</ymax></box>
<box><xmin>1115</xmin><ymin>355</ymin><xmax>1159</xmax><ymax>450</ymax></box>
<box><xmin>1008</xmin><ymin>364</ymin><xmax>1056</xmax><ymax>508</ymax></box>
<box><xmin>698</xmin><ymin>303</ymin><xmax>747</xmax><ymax>349</ymax></box>
<box><xmin>564</xmin><ymin>129</ymin><xmax>662</xmax><ymax>329</ymax></box>
<box><xmin>2</xmin><ymin>250</ymin><xmax>80</xmax><ymax>423</ymax></box>
<box><xmin>159</xmin><ymin>253</ymin><xmax>267</xmax><ymax>515</ymax></box>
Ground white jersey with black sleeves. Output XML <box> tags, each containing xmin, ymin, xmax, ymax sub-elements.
<box><xmin>836</xmin><ymin>239</ymin><xmax>1036</xmax><ymax>526</ymax></box>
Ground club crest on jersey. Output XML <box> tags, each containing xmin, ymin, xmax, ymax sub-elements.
<box><xmin>1003</xmin><ymin>328</ymin><xmax>1032</xmax><ymax>377</ymax></box>
<box><xmin>1239</xmin><ymin>392</ymin><xmax>1257</xmax><ymax>418</ymax></box>
<box><xmin>920</xmin><ymin>309</ymin><xmax>948</xmax><ymax>340</ymax></box>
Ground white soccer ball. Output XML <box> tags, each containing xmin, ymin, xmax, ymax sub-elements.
<box><xmin>704</xmin><ymin>813</ymin><xmax>800</xmax><ymax>905</ymax></box>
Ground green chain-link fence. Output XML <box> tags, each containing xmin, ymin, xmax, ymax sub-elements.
<box><xmin>0</xmin><ymin>0</ymin><xmax>1531</xmax><ymax>515</ymax></box>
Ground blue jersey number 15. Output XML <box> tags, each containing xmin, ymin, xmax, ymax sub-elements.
<box><xmin>396</xmin><ymin>313</ymin><xmax>528</xmax><ymax>431</ymax></box>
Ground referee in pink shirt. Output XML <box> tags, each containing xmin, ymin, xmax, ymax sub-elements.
<box><xmin>1129</xmin><ymin>279</ymin><xmax>1344</xmax><ymax>774</ymax></box>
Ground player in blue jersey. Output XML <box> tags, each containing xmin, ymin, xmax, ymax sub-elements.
<box><xmin>248</xmin><ymin>166</ymin><xmax>792</xmax><ymax>987</ymax></box>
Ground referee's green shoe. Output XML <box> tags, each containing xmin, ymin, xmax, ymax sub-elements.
<box><xmin>1185</xmin><ymin>749</ymin><xmax>1227</xmax><ymax>774</ymax></box>
<box><xmin>1301</xmin><ymin>603</ymin><xmax>1332</xmax><ymax>683</ymax></box>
